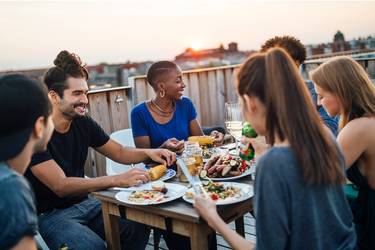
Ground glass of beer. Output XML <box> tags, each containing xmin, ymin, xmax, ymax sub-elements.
<box><xmin>177</xmin><ymin>157</ymin><xmax>197</xmax><ymax>182</ymax></box>
<box><xmin>184</xmin><ymin>141</ymin><xmax>203</xmax><ymax>167</ymax></box>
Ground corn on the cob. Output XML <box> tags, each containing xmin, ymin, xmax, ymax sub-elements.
<box><xmin>188</xmin><ymin>136</ymin><xmax>214</xmax><ymax>146</ymax></box>
<box><xmin>148</xmin><ymin>165</ymin><xmax>167</xmax><ymax>181</ymax></box>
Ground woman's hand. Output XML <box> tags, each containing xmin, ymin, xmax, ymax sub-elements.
<box><xmin>161</xmin><ymin>138</ymin><xmax>185</xmax><ymax>154</ymax></box>
<box><xmin>194</xmin><ymin>196</ymin><xmax>219</xmax><ymax>228</ymax></box>
<box><xmin>196</xmin><ymin>197</ymin><xmax>255</xmax><ymax>250</ymax></box>
<box><xmin>145</xmin><ymin>148</ymin><xmax>176</xmax><ymax>166</ymax></box>
<box><xmin>210</xmin><ymin>130</ymin><xmax>224</xmax><ymax>146</ymax></box>
<box><xmin>249</xmin><ymin>135</ymin><xmax>270</xmax><ymax>160</ymax></box>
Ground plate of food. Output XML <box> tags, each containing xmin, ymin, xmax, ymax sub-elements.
<box><xmin>183</xmin><ymin>181</ymin><xmax>253</xmax><ymax>205</ymax></box>
<box><xmin>113</xmin><ymin>165</ymin><xmax>176</xmax><ymax>191</ymax></box>
<box><xmin>202</xmin><ymin>147</ymin><xmax>227</xmax><ymax>163</ymax></box>
<box><xmin>199</xmin><ymin>154</ymin><xmax>253</xmax><ymax>181</ymax></box>
<box><xmin>115</xmin><ymin>181</ymin><xmax>187</xmax><ymax>205</ymax></box>
<box><xmin>145</xmin><ymin>164</ymin><xmax>176</xmax><ymax>182</ymax></box>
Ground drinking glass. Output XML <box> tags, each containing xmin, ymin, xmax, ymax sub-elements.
<box><xmin>224</xmin><ymin>102</ymin><xmax>243</xmax><ymax>154</ymax></box>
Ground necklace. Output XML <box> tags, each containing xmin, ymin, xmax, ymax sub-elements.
<box><xmin>147</xmin><ymin>102</ymin><xmax>174</xmax><ymax>117</ymax></box>
<box><xmin>150</xmin><ymin>99</ymin><xmax>176</xmax><ymax>114</ymax></box>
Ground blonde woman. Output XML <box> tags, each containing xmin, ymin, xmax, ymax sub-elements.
<box><xmin>194</xmin><ymin>48</ymin><xmax>356</xmax><ymax>250</ymax></box>
<box><xmin>311</xmin><ymin>56</ymin><xmax>375</xmax><ymax>250</ymax></box>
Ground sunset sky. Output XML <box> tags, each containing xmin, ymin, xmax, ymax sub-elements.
<box><xmin>0</xmin><ymin>0</ymin><xmax>374</xmax><ymax>71</ymax></box>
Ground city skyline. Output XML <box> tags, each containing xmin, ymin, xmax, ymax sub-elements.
<box><xmin>0</xmin><ymin>0</ymin><xmax>374</xmax><ymax>71</ymax></box>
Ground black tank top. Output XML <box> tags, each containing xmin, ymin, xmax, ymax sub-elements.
<box><xmin>347</xmin><ymin>162</ymin><xmax>375</xmax><ymax>250</ymax></box>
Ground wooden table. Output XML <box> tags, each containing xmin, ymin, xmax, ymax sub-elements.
<box><xmin>93</xmin><ymin>177</ymin><xmax>253</xmax><ymax>250</ymax></box>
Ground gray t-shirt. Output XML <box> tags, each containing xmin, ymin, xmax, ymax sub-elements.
<box><xmin>0</xmin><ymin>162</ymin><xmax>38</xmax><ymax>249</ymax></box>
<box><xmin>254</xmin><ymin>147</ymin><xmax>356</xmax><ymax>250</ymax></box>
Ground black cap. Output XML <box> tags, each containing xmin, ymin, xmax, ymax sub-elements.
<box><xmin>0</xmin><ymin>74</ymin><xmax>51</xmax><ymax>161</ymax></box>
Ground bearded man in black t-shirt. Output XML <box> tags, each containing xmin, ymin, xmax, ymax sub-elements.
<box><xmin>25</xmin><ymin>51</ymin><xmax>176</xmax><ymax>250</ymax></box>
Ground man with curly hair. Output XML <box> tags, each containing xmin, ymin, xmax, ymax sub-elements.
<box><xmin>261</xmin><ymin>36</ymin><xmax>338</xmax><ymax>135</ymax></box>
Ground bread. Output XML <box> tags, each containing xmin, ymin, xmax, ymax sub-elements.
<box><xmin>151</xmin><ymin>181</ymin><xmax>166</xmax><ymax>192</ymax></box>
<box><xmin>185</xmin><ymin>190</ymin><xmax>195</xmax><ymax>199</ymax></box>
<box><xmin>188</xmin><ymin>136</ymin><xmax>214</xmax><ymax>146</ymax></box>
<box><xmin>148</xmin><ymin>165</ymin><xmax>167</xmax><ymax>181</ymax></box>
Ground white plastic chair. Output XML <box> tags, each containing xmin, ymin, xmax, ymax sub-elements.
<box><xmin>35</xmin><ymin>232</ymin><xmax>50</xmax><ymax>250</ymax></box>
<box><xmin>106</xmin><ymin>128</ymin><xmax>137</xmax><ymax>176</ymax></box>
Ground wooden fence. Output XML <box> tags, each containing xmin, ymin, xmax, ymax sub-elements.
<box><xmin>85</xmin><ymin>86</ymin><xmax>132</xmax><ymax>176</ymax></box>
<box><xmin>86</xmin><ymin>57</ymin><xmax>375</xmax><ymax>177</ymax></box>
<box><xmin>128</xmin><ymin>65</ymin><xmax>240</xmax><ymax>127</ymax></box>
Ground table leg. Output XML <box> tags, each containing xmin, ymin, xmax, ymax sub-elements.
<box><xmin>190</xmin><ymin>225</ymin><xmax>209</xmax><ymax>250</ymax></box>
<box><xmin>208</xmin><ymin>232</ymin><xmax>218</xmax><ymax>250</ymax></box>
<box><xmin>101</xmin><ymin>202</ymin><xmax>121</xmax><ymax>250</ymax></box>
<box><xmin>235</xmin><ymin>216</ymin><xmax>245</xmax><ymax>237</ymax></box>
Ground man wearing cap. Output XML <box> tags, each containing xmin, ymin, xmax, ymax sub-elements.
<box><xmin>24</xmin><ymin>50</ymin><xmax>176</xmax><ymax>250</ymax></box>
<box><xmin>0</xmin><ymin>74</ymin><xmax>54</xmax><ymax>249</ymax></box>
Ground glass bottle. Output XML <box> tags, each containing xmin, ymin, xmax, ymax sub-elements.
<box><xmin>239</xmin><ymin>122</ymin><xmax>257</xmax><ymax>163</ymax></box>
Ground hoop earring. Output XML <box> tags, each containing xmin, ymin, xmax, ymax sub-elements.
<box><xmin>160</xmin><ymin>89</ymin><xmax>165</xmax><ymax>98</ymax></box>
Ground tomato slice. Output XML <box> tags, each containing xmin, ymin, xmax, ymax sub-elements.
<box><xmin>210</xmin><ymin>193</ymin><xmax>219</xmax><ymax>201</ymax></box>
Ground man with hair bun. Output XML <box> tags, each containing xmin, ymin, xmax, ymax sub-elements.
<box><xmin>25</xmin><ymin>50</ymin><xmax>176</xmax><ymax>249</ymax></box>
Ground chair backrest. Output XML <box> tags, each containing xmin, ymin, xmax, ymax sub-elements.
<box><xmin>106</xmin><ymin>128</ymin><xmax>135</xmax><ymax>176</ymax></box>
<box><xmin>35</xmin><ymin>232</ymin><xmax>50</xmax><ymax>250</ymax></box>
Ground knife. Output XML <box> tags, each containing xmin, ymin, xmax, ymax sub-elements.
<box><xmin>176</xmin><ymin>157</ymin><xmax>207</xmax><ymax>197</ymax></box>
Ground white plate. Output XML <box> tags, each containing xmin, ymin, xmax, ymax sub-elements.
<box><xmin>156</xmin><ymin>168</ymin><xmax>176</xmax><ymax>182</ymax></box>
<box><xmin>142</xmin><ymin>168</ymin><xmax>176</xmax><ymax>182</ymax></box>
<box><xmin>113</xmin><ymin>169</ymin><xmax>176</xmax><ymax>191</ymax></box>
<box><xmin>203</xmin><ymin>148</ymin><xmax>228</xmax><ymax>163</ymax></box>
<box><xmin>183</xmin><ymin>182</ymin><xmax>253</xmax><ymax>205</ymax></box>
<box><xmin>113</xmin><ymin>170</ymin><xmax>176</xmax><ymax>192</ymax></box>
<box><xmin>228</xmin><ymin>148</ymin><xmax>240</xmax><ymax>157</ymax></box>
<box><xmin>208</xmin><ymin>168</ymin><xmax>253</xmax><ymax>181</ymax></box>
<box><xmin>115</xmin><ymin>183</ymin><xmax>187</xmax><ymax>205</ymax></box>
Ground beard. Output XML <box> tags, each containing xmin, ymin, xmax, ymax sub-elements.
<box><xmin>60</xmin><ymin>102</ymin><xmax>87</xmax><ymax>120</ymax></box>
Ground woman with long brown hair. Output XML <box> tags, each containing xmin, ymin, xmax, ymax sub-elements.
<box><xmin>194</xmin><ymin>48</ymin><xmax>356</xmax><ymax>250</ymax></box>
<box><xmin>311</xmin><ymin>56</ymin><xmax>375</xmax><ymax>250</ymax></box>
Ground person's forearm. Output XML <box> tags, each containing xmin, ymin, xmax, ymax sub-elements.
<box><xmin>54</xmin><ymin>175</ymin><xmax>114</xmax><ymax>197</ymax></box>
<box><xmin>208</xmin><ymin>214</ymin><xmax>254</xmax><ymax>250</ymax></box>
<box><xmin>11</xmin><ymin>236</ymin><xmax>37</xmax><ymax>250</ymax></box>
<box><xmin>113</xmin><ymin>147</ymin><xmax>150</xmax><ymax>165</ymax></box>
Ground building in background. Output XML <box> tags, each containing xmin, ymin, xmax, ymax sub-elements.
<box><xmin>306</xmin><ymin>31</ymin><xmax>375</xmax><ymax>57</ymax></box>
<box><xmin>1</xmin><ymin>33</ymin><xmax>373</xmax><ymax>89</ymax></box>
<box><xmin>87</xmin><ymin>61</ymin><xmax>152</xmax><ymax>88</ymax></box>
<box><xmin>174</xmin><ymin>42</ymin><xmax>254</xmax><ymax>70</ymax></box>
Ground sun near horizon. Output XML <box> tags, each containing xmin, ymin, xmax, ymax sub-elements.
<box><xmin>190</xmin><ymin>42</ymin><xmax>202</xmax><ymax>51</ymax></box>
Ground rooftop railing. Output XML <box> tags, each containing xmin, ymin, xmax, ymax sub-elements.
<box><xmin>85</xmin><ymin>55</ymin><xmax>375</xmax><ymax>177</ymax></box>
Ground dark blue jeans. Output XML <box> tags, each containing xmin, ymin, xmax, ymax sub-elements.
<box><xmin>38</xmin><ymin>196</ymin><xmax>150</xmax><ymax>250</ymax></box>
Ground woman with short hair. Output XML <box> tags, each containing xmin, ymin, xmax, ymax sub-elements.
<box><xmin>131</xmin><ymin>61</ymin><xmax>224</xmax><ymax>153</ymax></box>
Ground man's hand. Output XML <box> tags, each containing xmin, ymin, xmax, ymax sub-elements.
<box><xmin>145</xmin><ymin>148</ymin><xmax>176</xmax><ymax>166</ymax></box>
<box><xmin>210</xmin><ymin>130</ymin><xmax>224</xmax><ymax>146</ymax></box>
<box><xmin>111</xmin><ymin>168</ymin><xmax>150</xmax><ymax>187</ymax></box>
<box><xmin>161</xmin><ymin>138</ymin><xmax>185</xmax><ymax>154</ymax></box>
